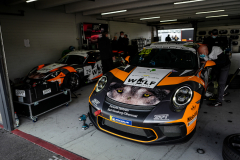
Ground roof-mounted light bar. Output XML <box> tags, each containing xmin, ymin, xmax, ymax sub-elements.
<box><xmin>26</xmin><ymin>0</ymin><xmax>37</xmax><ymax>3</ymax></box>
<box><xmin>140</xmin><ymin>16</ymin><xmax>160</xmax><ymax>20</ymax></box>
<box><xmin>160</xmin><ymin>19</ymin><xmax>177</xmax><ymax>23</ymax></box>
<box><xmin>174</xmin><ymin>0</ymin><xmax>205</xmax><ymax>5</ymax></box>
<box><xmin>196</xmin><ymin>10</ymin><xmax>225</xmax><ymax>14</ymax></box>
<box><xmin>206</xmin><ymin>15</ymin><xmax>228</xmax><ymax>18</ymax></box>
<box><xmin>101</xmin><ymin>10</ymin><xmax>127</xmax><ymax>15</ymax></box>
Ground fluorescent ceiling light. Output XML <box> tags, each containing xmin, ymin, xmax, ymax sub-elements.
<box><xmin>174</xmin><ymin>0</ymin><xmax>205</xmax><ymax>5</ymax></box>
<box><xmin>26</xmin><ymin>0</ymin><xmax>37</xmax><ymax>3</ymax></box>
<box><xmin>101</xmin><ymin>10</ymin><xmax>127</xmax><ymax>15</ymax></box>
<box><xmin>196</xmin><ymin>10</ymin><xmax>225</xmax><ymax>14</ymax></box>
<box><xmin>160</xmin><ymin>19</ymin><xmax>177</xmax><ymax>22</ymax></box>
<box><xmin>206</xmin><ymin>15</ymin><xmax>228</xmax><ymax>18</ymax></box>
<box><xmin>140</xmin><ymin>16</ymin><xmax>160</xmax><ymax>20</ymax></box>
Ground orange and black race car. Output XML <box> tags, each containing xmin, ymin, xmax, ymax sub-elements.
<box><xmin>88</xmin><ymin>42</ymin><xmax>216</xmax><ymax>144</ymax></box>
<box><xmin>25</xmin><ymin>50</ymin><xmax>125</xmax><ymax>91</ymax></box>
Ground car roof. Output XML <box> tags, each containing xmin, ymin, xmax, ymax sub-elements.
<box><xmin>67</xmin><ymin>50</ymin><xmax>100</xmax><ymax>57</ymax></box>
<box><xmin>148</xmin><ymin>42</ymin><xmax>197</xmax><ymax>53</ymax></box>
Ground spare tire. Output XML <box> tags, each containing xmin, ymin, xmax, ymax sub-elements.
<box><xmin>227</xmin><ymin>74</ymin><xmax>240</xmax><ymax>89</ymax></box>
<box><xmin>222</xmin><ymin>134</ymin><xmax>240</xmax><ymax>160</ymax></box>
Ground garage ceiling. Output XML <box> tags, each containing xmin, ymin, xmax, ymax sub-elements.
<box><xmin>5</xmin><ymin>0</ymin><xmax>240</xmax><ymax>25</ymax></box>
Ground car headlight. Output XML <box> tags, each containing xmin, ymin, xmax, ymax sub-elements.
<box><xmin>95</xmin><ymin>76</ymin><xmax>107</xmax><ymax>92</ymax></box>
<box><xmin>173</xmin><ymin>86</ymin><xmax>193</xmax><ymax>110</ymax></box>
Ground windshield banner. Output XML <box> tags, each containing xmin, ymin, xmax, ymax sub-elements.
<box><xmin>123</xmin><ymin>67</ymin><xmax>172</xmax><ymax>88</ymax></box>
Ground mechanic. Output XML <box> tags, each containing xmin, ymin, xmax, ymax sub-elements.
<box><xmin>203</xmin><ymin>29</ymin><xmax>228</xmax><ymax>50</ymax></box>
<box><xmin>111</xmin><ymin>36</ymin><xmax>118</xmax><ymax>50</ymax></box>
<box><xmin>165</xmin><ymin>34</ymin><xmax>171</xmax><ymax>42</ymax></box>
<box><xmin>118</xmin><ymin>31</ymin><xmax>125</xmax><ymax>51</ymax></box>
<box><xmin>61</xmin><ymin>46</ymin><xmax>75</xmax><ymax>57</ymax></box>
<box><xmin>99</xmin><ymin>31</ymin><xmax>115</xmax><ymax>74</ymax></box>
<box><xmin>198</xmin><ymin>45</ymin><xmax>231</xmax><ymax>107</ymax></box>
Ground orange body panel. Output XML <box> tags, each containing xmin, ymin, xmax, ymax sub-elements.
<box><xmin>61</xmin><ymin>66</ymin><xmax>77</xmax><ymax>73</ymax></box>
<box><xmin>47</xmin><ymin>72</ymin><xmax>66</xmax><ymax>85</ymax></box>
<box><xmin>167</xmin><ymin>91</ymin><xmax>201</xmax><ymax>135</ymax></box>
<box><xmin>37</xmin><ymin>64</ymin><xmax>45</xmax><ymax>70</ymax></box>
<box><xmin>110</xmin><ymin>68</ymin><xmax>135</xmax><ymax>82</ymax></box>
<box><xmin>158</xmin><ymin>74</ymin><xmax>205</xmax><ymax>88</ymax></box>
<box><xmin>92</xmin><ymin>73</ymin><xmax>103</xmax><ymax>80</ymax></box>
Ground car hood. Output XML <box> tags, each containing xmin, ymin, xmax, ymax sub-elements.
<box><xmin>37</xmin><ymin>63</ymin><xmax>67</xmax><ymax>73</ymax></box>
<box><xmin>105</xmin><ymin>65</ymin><xmax>199</xmax><ymax>106</ymax></box>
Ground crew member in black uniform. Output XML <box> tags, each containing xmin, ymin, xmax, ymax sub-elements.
<box><xmin>118</xmin><ymin>31</ymin><xmax>125</xmax><ymax>51</ymax></box>
<box><xmin>203</xmin><ymin>29</ymin><xmax>228</xmax><ymax>50</ymax></box>
<box><xmin>99</xmin><ymin>32</ymin><xmax>115</xmax><ymax>74</ymax></box>
<box><xmin>198</xmin><ymin>45</ymin><xmax>231</xmax><ymax>106</ymax></box>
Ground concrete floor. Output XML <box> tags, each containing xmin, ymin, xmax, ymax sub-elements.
<box><xmin>0</xmin><ymin>127</ymin><xmax>67</xmax><ymax>160</ymax></box>
<box><xmin>17</xmin><ymin>83</ymin><xmax>240</xmax><ymax>160</ymax></box>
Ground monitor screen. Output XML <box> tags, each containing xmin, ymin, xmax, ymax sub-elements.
<box><xmin>158</xmin><ymin>28</ymin><xmax>194</xmax><ymax>42</ymax></box>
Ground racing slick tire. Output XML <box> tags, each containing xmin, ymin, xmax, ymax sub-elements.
<box><xmin>63</xmin><ymin>72</ymin><xmax>81</xmax><ymax>91</ymax></box>
<box><xmin>222</xmin><ymin>134</ymin><xmax>240</xmax><ymax>160</ymax></box>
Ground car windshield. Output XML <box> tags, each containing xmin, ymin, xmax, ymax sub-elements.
<box><xmin>130</xmin><ymin>48</ymin><xmax>198</xmax><ymax>69</ymax></box>
<box><xmin>57</xmin><ymin>55</ymin><xmax>85</xmax><ymax>64</ymax></box>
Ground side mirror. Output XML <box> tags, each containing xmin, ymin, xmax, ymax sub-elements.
<box><xmin>125</xmin><ymin>56</ymin><xmax>130</xmax><ymax>63</ymax></box>
<box><xmin>204</xmin><ymin>60</ymin><xmax>216</xmax><ymax>68</ymax></box>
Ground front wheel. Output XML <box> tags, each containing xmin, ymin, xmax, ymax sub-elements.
<box><xmin>63</xmin><ymin>73</ymin><xmax>81</xmax><ymax>91</ymax></box>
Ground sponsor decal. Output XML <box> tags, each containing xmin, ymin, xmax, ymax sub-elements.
<box><xmin>191</xmin><ymin>105</ymin><xmax>196</xmax><ymax>110</ymax></box>
<box><xmin>123</xmin><ymin>67</ymin><xmax>172</xmax><ymax>88</ymax></box>
<box><xmin>15</xmin><ymin>89</ymin><xmax>26</xmax><ymax>97</ymax></box>
<box><xmin>110</xmin><ymin>115</ymin><xmax>132</xmax><ymax>125</ymax></box>
<box><xmin>188</xmin><ymin>116</ymin><xmax>197</xmax><ymax>127</ymax></box>
<box><xmin>84</xmin><ymin>60</ymin><xmax>102</xmax><ymax>80</ymax></box>
<box><xmin>92</xmin><ymin>98</ymin><xmax>100</xmax><ymax>107</ymax></box>
<box><xmin>107</xmin><ymin>105</ymin><xmax>137</xmax><ymax>118</ymax></box>
<box><xmin>153</xmin><ymin>114</ymin><xmax>169</xmax><ymax>120</ymax></box>
<box><xmin>43</xmin><ymin>88</ymin><xmax>51</xmax><ymax>95</ymax></box>
<box><xmin>37</xmin><ymin>63</ymin><xmax>66</xmax><ymax>73</ymax></box>
<box><xmin>188</xmin><ymin>111</ymin><xmax>198</xmax><ymax>122</ymax></box>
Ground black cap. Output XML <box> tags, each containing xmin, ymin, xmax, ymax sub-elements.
<box><xmin>212</xmin><ymin>29</ymin><xmax>218</xmax><ymax>35</ymax></box>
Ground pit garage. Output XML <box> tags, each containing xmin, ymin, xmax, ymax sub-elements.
<box><xmin>0</xmin><ymin>0</ymin><xmax>240</xmax><ymax>160</ymax></box>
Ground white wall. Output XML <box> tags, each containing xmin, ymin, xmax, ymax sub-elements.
<box><xmin>0</xmin><ymin>4</ymin><xmax>78</xmax><ymax>80</ymax></box>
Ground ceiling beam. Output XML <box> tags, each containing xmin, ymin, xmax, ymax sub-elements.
<box><xmin>35</xmin><ymin>0</ymin><xmax>83</xmax><ymax>9</ymax></box>
<box><xmin>102</xmin><ymin>0</ymin><xmax>239</xmax><ymax>18</ymax></box>
<box><xmin>143</xmin><ymin>10</ymin><xmax>240</xmax><ymax>22</ymax></box>
<box><xmin>82</xmin><ymin>0</ymin><xmax>182</xmax><ymax>16</ymax></box>
<box><xmin>65</xmin><ymin>0</ymin><xmax>142</xmax><ymax>13</ymax></box>
<box><xmin>124</xmin><ymin>5</ymin><xmax>240</xmax><ymax>20</ymax></box>
<box><xmin>6</xmin><ymin>0</ymin><xmax>25</xmax><ymax>5</ymax></box>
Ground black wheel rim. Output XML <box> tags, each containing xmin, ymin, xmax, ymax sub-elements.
<box><xmin>68</xmin><ymin>74</ymin><xmax>79</xmax><ymax>90</ymax></box>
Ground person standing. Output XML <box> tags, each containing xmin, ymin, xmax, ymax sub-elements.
<box><xmin>98</xmin><ymin>32</ymin><xmax>115</xmax><ymax>74</ymax></box>
<box><xmin>118</xmin><ymin>31</ymin><xmax>125</xmax><ymax>51</ymax></box>
<box><xmin>165</xmin><ymin>34</ymin><xmax>171</xmax><ymax>42</ymax></box>
<box><xmin>203</xmin><ymin>29</ymin><xmax>228</xmax><ymax>50</ymax></box>
<box><xmin>198</xmin><ymin>45</ymin><xmax>231</xmax><ymax>106</ymax></box>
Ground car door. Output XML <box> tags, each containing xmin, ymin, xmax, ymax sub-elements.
<box><xmin>83</xmin><ymin>53</ymin><xmax>102</xmax><ymax>81</ymax></box>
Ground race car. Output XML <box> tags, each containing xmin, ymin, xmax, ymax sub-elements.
<box><xmin>88</xmin><ymin>42</ymin><xmax>216</xmax><ymax>144</ymax></box>
<box><xmin>25</xmin><ymin>50</ymin><xmax>125</xmax><ymax>91</ymax></box>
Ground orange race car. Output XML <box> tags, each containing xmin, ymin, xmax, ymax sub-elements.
<box><xmin>25</xmin><ymin>50</ymin><xmax>125</xmax><ymax>91</ymax></box>
<box><xmin>88</xmin><ymin>42</ymin><xmax>215</xmax><ymax>144</ymax></box>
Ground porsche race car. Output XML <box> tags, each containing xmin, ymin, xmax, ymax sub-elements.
<box><xmin>89</xmin><ymin>42</ymin><xmax>216</xmax><ymax>144</ymax></box>
<box><xmin>25</xmin><ymin>50</ymin><xmax>125</xmax><ymax>91</ymax></box>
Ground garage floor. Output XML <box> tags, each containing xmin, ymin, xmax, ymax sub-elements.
<box><xmin>17</xmin><ymin>83</ymin><xmax>240</xmax><ymax>160</ymax></box>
